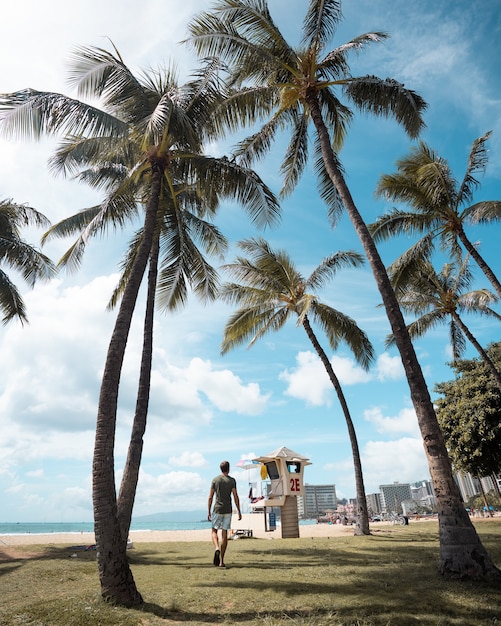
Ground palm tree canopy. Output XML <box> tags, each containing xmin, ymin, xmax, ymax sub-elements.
<box><xmin>1</xmin><ymin>47</ymin><xmax>281</xmax><ymax>242</ymax></box>
<box><xmin>0</xmin><ymin>199</ymin><xmax>56</xmax><ymax>324</ymax></box>
<box><xmin>371</xmin><ymin>132</ymin><xmax>501</xmax><ymax>266</ymax></box>
<box><xmin>386</xmin><ymin>258</ymin><xmax>500</xmax><ymax>360</ymax></box>
<box><xmin>220</xmin><ymin>237</ymin><xmax>374</xmax><ymax>369</ymax></box>
<box><xmin>186</xmin><ymin>0</ymin><xmax>427</xmax><ymax>202</ymax></box>
<box><xmin>4</xmin><ymin>46</ymin><xmax>280</xmax><ymax>291</ymax></box>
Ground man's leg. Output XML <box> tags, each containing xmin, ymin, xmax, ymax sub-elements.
<box><xmin>211</xmin><ymin>528</ymin><xmax>219</xmax><ymax>551</ymax></box>
<box><xmin>212</xmin><ymin>528</ymin><xmax>220</xmax><ymax>566</ymax></box>
<box><xmin>219</xmin><ymin>529</ymin><xmax>228</xmax><ymax>567</ymax></box>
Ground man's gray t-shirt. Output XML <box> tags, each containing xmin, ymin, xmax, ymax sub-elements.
<box><xmin>211</xmin><ymin>474</ymin><xmax>236</xmax><ymax>514</ymax></box>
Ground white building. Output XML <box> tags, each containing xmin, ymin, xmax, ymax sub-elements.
<box><xmin>379</xmin><ymin>482</ymin><xmax>412</xmax><ymax>513</ymax></box>
<box><xmin>297</xmin><ymin>483</ymin><xmax>337</xmax><ymax>517</ymax></box>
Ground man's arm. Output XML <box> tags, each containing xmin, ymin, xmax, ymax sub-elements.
<box><xmin>232</xmin><ymin>487</ymin><xmax>242</xmax><ymax>521</ymax></box>
<box><xmin>207</xmin><ymin>487</ymin><xmax>215</xmax><ymax>521</ymax></box>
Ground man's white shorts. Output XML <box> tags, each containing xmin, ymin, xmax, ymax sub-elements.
<box><xmin>211</xmin><ymin>513</ymin><xmax>232</xmax><ymax>530</ymax></box>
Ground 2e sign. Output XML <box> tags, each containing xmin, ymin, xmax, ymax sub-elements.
<box><xmin>290</xmin><ymin>477</ymin><xmax>300</xmax><ymax>492</ymax></box>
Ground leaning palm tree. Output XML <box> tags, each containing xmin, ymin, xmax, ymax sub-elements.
<box><xmin>186</xmin><ymin>0</ymin><xmax>500</xmax><ymax>578</ymax></box>
<box><xmin>370</xmin><ymin>132</ymin><xmax>501</xmax><ymax>297</ymax></box>
<box><xmin>387</xmin><ymin>257</ymin><xmax>501</xmax><ymax>391</ymax></box>
<box><xmin>0</xmin><ymin>199</ymin><xmax>55</xmax><ymax>324</ymax></box>
<box><xmin>220</xmin><ymin>237</ymin><xmax>374</xmax><ymax>535</ymax></box>
<box><xmin>110</xmin><ymin>187</ymin><xmax>228</xmax><ymax>542</ymax></box>
<box><xmin>1</xmin><ymin>46</ymin><xmax>280</xmax><ymax>605</ymax></box>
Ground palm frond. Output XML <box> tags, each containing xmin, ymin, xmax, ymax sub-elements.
<box><xmin>317</xmin><ymin>88</ymin><xmax>352</xmax><ymax>151</ymax></box>
<box><xmin>301</xmin><ymin>0</ymin><xmax>343</xmax><ymax>50</ymax></box>
<box><xmin>280</xmin><ymin>110</ymin><xmax>309</xmax><ymax>197</ymax></box>
<box><xmin>0</xmin><ymin>270</ymin><xmax>28</xmax><ymax>325</ymax></box>
<box><xmin>0</xmin><ymin>237</ymin><xmax>55</xmax><ymax>284</ymax></box>
<box><xmin>386</xmin><ymin>234</ymin><xmax>435</xmax><ymax>293</ymax></box>
<box><xmin>466</xmin><ymin>200</ymin><xmax>501</xmax><ymax>224</ymax></box>
<box><xmin>344</xmin><ymin>76</ymin><xmax>427</xmax><ymax>139</ymax></box>
<box><xmin>311</xmin><ymin>301</ymin><xmax>374</xmax><ymax>369</ymax></box>
<box><xmin>313</xmin><ymin>141</ymin><xmax>344</xmax><ymax>226</ymax></box>
<box><xmin>307</xmin><ymin>250</ymin><xmax>365</xmax><ymax>290</ymax></box>
<box><xmin>232</xmin><ymin>113</ymin><xmax>280</xmax><ymax>167</ymax></box>
<box><xmin>0</xmin><ymin>89</ymin><xmax>127</xmax><ymax>140</ymax></box>
<box><xmin>0</xmin><ymin>199</ymin><xmax>52</xmax><ymax>230</ymax></box>
<box><xmin>369</xmin><ymin>208</ymin><xmax>434</xmax><ymax>241</ymax></box>
<box><xmin>321</xmin><ymin>32</ymin><xmax>389</xmax><ymax>68</ymax></box>
<box><xmin>456</xmin><ymin>131</ymin><xmax>491</xmax><ymax>206</ymax></box>
<box><xmin>449</xmin><ymin>318</ymin><xmax>466</xmax><ymax>360</ymax></box>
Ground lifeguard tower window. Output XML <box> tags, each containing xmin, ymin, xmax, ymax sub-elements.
<box><xmin>266</xmin><ymin>461</ymin><xmax>280</xmax><ymax>480</ymax></box>
<box><xmin>287</xmin><ymin>462</ymin><xmax>301</xmax><ymax>473</ymax></box>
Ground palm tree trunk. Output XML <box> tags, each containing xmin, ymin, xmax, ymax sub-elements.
<box><xmin>305</xmin><ymin>90</ymin><xmax>500</xmax><ymax>579</ymax></box>
<box><xmin>302</xmin><ymin>316</ymin><xmax>370</xmax><ymax>535</ymax></box>
<box><xmin>457</xmin><ymin>227</ymin><xmax>501</xmax><ymax>297</ymax></box>
<box><xmin>92</xmin><ymin>163</ymin><xmax>163</xmax><ymax>607</ymax></box>
<box><xmin>117</xmin><ymin>233</ymin><xmax>160</xmax><ymax>541</ymax></box>
<box><xmin>451</xmin><ymin>311</ymin><xmax>501</xmax><ymax>392</ymax></box>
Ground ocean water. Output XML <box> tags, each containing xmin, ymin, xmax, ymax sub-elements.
<box><xmin>0</xmin><ymin>518</ymin><xmax>316</xmax><ymax>536</ymax></box>
<box><xmin>0</xmin><ymin>520</ymin><xmax>212</xmax><ymax>536</ymax></box>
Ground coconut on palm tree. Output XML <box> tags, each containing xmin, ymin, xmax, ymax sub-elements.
<box><xmin>0</xmin><ymin>199</ymin><xmax>55</xmax><ymax>324</ymax></box>
<box><xmin>187</xmin><ymin>0</ymin><xmax>500</xmax><ymax>578</ymax></box>
<box><xmin>386</xmin><ymin>257</ymin><xmax>501</xmax><ymax>391</ymax></box>
<box><xmin>1</xmin><ymin>46</ymin><xmax>280</xmax><ymax>605</ymax></box>
<box><xmin>220</xmin><ymin>237</ymin><xmax>374</xmax><ymax>535</ymax></box>
<box><xmin>371</xmin><ymin>132</ymin><xmax>501</xmax><ymax>297</ymax></box>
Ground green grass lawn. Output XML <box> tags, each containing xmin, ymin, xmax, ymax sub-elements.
<box><xmin>1</xmin><ymin>520</ymin><xmax>500</xmax><ymax>625</ymax></box>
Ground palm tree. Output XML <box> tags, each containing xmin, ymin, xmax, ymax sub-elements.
<box><xmin>371</xmin><ymin>132</ymin><xmax>501</xmax><ymax>297</ymax></box>
<box><xmin>186</xmin><ymin>0</ymin><xmax>500</xmax><ymax>578</ymax></box>
<box><xmin>0</xmin><ymin>199</ymin><xmax>55</xmax><ymax>324</ymax></box>
<box><xmin>387</xmin><ymin>258</ymin><xmax>501</xmax><ymax>391</ymax></box>
<box><xmin>109</xmin><ymin>188</ymin><xmax>228</xmax><ymax>542</ymax></box>
<box><xmin>220</xmin><ymin>237</ymin><xmax>374</xmax><ymax>535</ymax></box>
<box><xmin>1</xmin><ymin>46</ymin><xmax>280</xmax><ymax>605</ymax></box>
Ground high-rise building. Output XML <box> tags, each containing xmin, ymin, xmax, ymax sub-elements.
<box><xmin>454</xmin><ymin>470</ymin><xmax>501</xmax><ymax>502</ymax></box>
<box><xmin>297</xmin><ymin>483</ymin><xmax>337</xmax><ymax>517</ymax></box>
<box><xmin>379</xmin><ymin>482</ymin><xmax>412</xmax><ymax>513</ymax></box>
<box><xmin>366</xmin><ymin>492</ymin><xmax>382</xmax><ymax>516</ymax></box>
<box><xmin>454</xmin><ymin>471</ymin><xmax>480</xmax><ymax>501</ymax></box>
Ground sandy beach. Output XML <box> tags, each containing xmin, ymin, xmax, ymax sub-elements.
<box><xmin>0</xmin><ymin>513</ymin><xmax>360</xmax><ymax>547</ymax></box>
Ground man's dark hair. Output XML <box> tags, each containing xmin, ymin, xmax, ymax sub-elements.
<box><xmin>220</xmin><ymin>460</ymin><xmax>230</xmax><ymax>473</ymax></box>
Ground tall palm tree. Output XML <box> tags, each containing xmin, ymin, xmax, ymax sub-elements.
<box><xmin>187</xmin><ymin>0</ymin><xmax>500</xmax><ymax>578</ymax></box>
<box><xmin>1</xmin><ymin>46</ymin><xmax>280</xmax><ymax>605</ymax></box>
<box><xmin>387</xmin><ymin>258</ymin><xmax>501</xmax><ymax>391</ymax></box>
<box><xmin>371</xmin><ymin>132</ymin><xmax>501</xmax><ymax>297</ymax></box>
<box><xmin>0</xmin><ymin>199</ymin><xmax>55</xmax><ymax>324</ymax></box>
<box><xmin>220</xmin><ymin>237</ymin><xmax>374</xmax><ymax>535</ymax></box>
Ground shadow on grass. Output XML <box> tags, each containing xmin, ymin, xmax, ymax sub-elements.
<box><xmin>2</xmin><ymin>523</ymin><xmax>500</xmax><ymax>625</ymax></box>
<box><xmin>136</xmin><ymin>599</ymin><xmax>500</xmax><ymax>625</ymax></box>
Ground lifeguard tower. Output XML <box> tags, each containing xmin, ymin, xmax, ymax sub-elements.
<box><xmin>255</xmin><ymin>446</ymin><xmax>311</xmax><ymax>538</ymax></box>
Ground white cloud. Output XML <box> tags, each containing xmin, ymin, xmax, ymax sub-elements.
<box><xmin>168</xmin><ymin>451</ymin><xmax>208</xmax><ymax>468</ymax></box>
<box><xmin>362</xmin><ymin>438</ymin><xmax>429</xmax><ymax>492</ymax></box>
<box><xmin>185</xmin><ymin>357</ymin><xmax>270</xmax><ymax>415</ymax></box>
<box><xmin>364</xmin><ymin>406</ymin><xmax>420</xmax><ymax>436</ymax></box>
<box><xmin>25</xmin><ymin>469</ymin><xmax>44</xmax><ymax>478</ymax></box>
<box><xmin>325</xmin><ymin>436</ymin><xmax>429</xmax><ymax>497</ymax></box>
<box><xmin>279</xmin><ymin>351</ymin><xmax>371</xmax><ymax>406</ymax></box>
<box><xmin>375</xmin><ymin>352</ymin><xmax>404</xmax><ymax>381</ymax></box>
<box><xmin>134</xmin><ymin>470</ymin><xmax>208</xmax><ymax>513</ymax></box>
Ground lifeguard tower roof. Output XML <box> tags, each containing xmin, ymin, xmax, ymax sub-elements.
<box><xmin>256</xmin><ymin>446</ymin><xmax>312</xmax><ymax>465</ymax></box>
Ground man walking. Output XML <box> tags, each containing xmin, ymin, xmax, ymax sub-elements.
<box><xmin>208</xmin><ymin>460</ymin><xmax>242</xmax><ymax>568</ymax></box>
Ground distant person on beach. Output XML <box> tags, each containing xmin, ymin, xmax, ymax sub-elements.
<box><xmin>207</xmin><ymin>460</ymin><xmax>242</xmax><ymax>568</ymax></box>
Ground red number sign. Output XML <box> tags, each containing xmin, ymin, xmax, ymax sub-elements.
<box><xmin>290</xmin><ymin>477</ymin><xmax>300</xmax><ymax>492</ymax></box>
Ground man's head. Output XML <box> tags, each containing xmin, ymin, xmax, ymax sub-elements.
<box><xmin>220</xmin><ymin>460</ymin><xmax>230</xmax><ymax>474</ymax></box>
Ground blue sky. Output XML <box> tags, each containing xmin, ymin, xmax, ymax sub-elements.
<box><xmin>0</xmin><ymin>0</ymin><xmax>500</xmax><ymax>522</ymax></box>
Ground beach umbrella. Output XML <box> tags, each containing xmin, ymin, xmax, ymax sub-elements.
<box><xmin>236</xmin><ymin>459</ymin><xmax>262</xmax><ymax>470</ymax></box>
